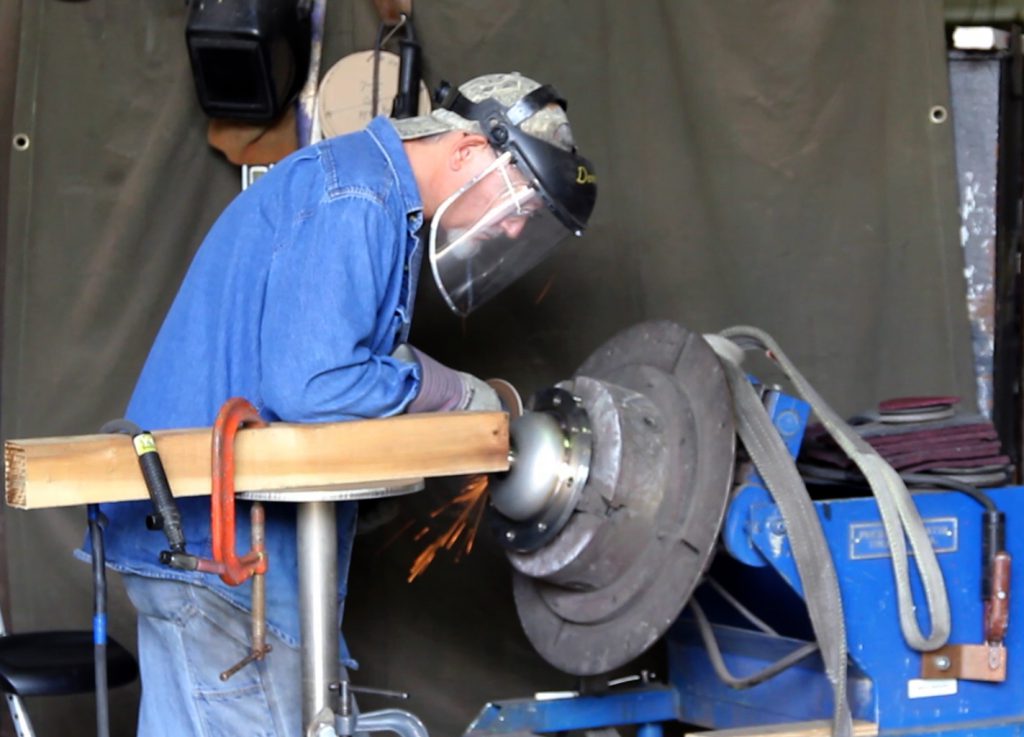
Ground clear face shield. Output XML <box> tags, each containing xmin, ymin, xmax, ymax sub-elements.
<box><xmin>429</xmin><ymin>152</ymin><xmax>574</xmax><ymax>316</ymax></box>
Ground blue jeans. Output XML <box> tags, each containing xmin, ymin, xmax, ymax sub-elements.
<box><xmin>123</xmin><ymin>573</ymin><xmax>347</xmax><ymax>737</ymax></box>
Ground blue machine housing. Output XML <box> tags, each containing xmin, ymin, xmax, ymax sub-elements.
<box><xmin>465</xmin><ymin>390</ymin><xmax>1024</xmax><ymax>737</ymax></box>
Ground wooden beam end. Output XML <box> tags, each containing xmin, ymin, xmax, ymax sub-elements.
<box><xmin>4</xmin><ymin>442</ymin><xmax>26</xmax><ymax>509</ymax></box>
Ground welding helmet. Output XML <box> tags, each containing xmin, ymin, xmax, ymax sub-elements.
<box><xmin>392</xmin><ymin>73</ymin><xmax>598</xmax><ymax>315</ymax></box>
<box><xmin>185</xmin><ymin>0</ymin><xmax>311</xmax><ymax>123</ymax></box>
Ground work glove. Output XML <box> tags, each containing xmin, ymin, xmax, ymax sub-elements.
<box><xmin>393</xmin><ymin>344</ymin><xmax>501</xmax><ymax>413</ymax></box>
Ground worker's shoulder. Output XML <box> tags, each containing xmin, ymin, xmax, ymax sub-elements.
<box><xmin>314</xmin><ymin>125</ymin><xmax>405</xmax><ymax>208</ymax></box>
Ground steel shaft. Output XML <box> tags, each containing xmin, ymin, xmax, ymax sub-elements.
<box><xmin>298</xmin><ymin>500</ymin><xmax>339</xmax><ymax>728</ymax></box>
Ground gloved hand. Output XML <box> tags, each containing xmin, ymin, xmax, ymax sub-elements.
<box><xmin>458</xmin><ymin>372</ymin><xmax>502</xmax><ymax>412</ymax></box>
<box><xmin>393</xmin><ymin>344</ymin><xmax>500</xmax><ymax>413</ymax></box>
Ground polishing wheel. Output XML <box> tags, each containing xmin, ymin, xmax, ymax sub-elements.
<box><xmin>486</xmin><ymin>322</ymin><xmax>736</xmax><ymax>675</ymax></box>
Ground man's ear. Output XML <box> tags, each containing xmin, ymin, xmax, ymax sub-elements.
<box><xmin>449</xmin><ymin>133</ymin><xmax>490</xmax><ymax>172</ymax></box>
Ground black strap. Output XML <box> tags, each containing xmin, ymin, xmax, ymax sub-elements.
<box><xmin>444</xmin><ymin>83</ymin><xmax>566</xmax><ymax>127</ymax></box>
<box><xmin>506</xmin><ymin>84</ymin><xmax>566</xmax><ymax>124</ymax></box>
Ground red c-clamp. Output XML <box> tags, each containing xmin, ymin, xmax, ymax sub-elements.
<box><xmin>195</xmin><ymin>397</ymin><xmax>272</xmax><ymax>680</ymax></box>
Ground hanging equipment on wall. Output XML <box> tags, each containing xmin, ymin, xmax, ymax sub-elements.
<box><xmin>185</xmin><ymin>0</ymin><xmax>313</xmax><ymax>123</ymax></box>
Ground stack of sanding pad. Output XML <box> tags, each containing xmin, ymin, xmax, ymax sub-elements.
<box><xmin>799</xmin><ymin>396</ymin><xmax>1013</xmax><ymax>486</ymax></box>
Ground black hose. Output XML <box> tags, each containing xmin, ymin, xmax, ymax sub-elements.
<box><xmin>799</xmin><ymin>462</ymin><xmax>998</xmax><ymax>512</ymax></box>
<box><xmin>705</xmin><ymin>578</ymin><xmax>778</xmax><ymax>636</ymax></box>
<box><xmin>90</xmin><ymin>418</ymin><xmax>147</xmax><ymax>737</ymax></box>
<box><xmin>898</xmin><ymin>472</ymin><xmax>998</xmax><ymax>513</ymax></box>
<box><xmin>100</xmin><ymin>419</ymin><xmax>186</xmax><ymax>553</ymax></box>
<box><xmin>88</xmin><ymin>504</ymin><xmax>110</xmax><ymax>737</ymax></box>
<box><xmin>98</xmin><ymin>418</ymin><xmax>142</xmax><ymax>437</ymax></box>
<box><xmin>689</xmin><ymin>599</ymin><xmax>820</xmax><ymax>689</ymax></box>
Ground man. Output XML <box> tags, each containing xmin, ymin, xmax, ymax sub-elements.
<box><xmin>88</xmin><ymin>72</ymin><xmax>597</xmax><ymax>735</ymax></box>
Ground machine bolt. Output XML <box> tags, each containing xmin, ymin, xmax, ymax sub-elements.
<box><xmin>769</xmin><ymin>519</ymin><xmax>786</xmax><ymax>535</ymax></box>
<box><xmin>933</xmin><ymin>655</ymin><xmax>951</xmax><ymax>671</ymax></box>
<box><xmin>775</xmin><ymin>410</ymin><xmax>799</xmax><ymax>436</ymax></box>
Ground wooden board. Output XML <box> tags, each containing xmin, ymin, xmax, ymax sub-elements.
<box><xmin>5</xmin><ymin>411</ymin><xmax>509</xmax><ymax>510</ymax></box>
<box><xmin>685</xmin><ymin>721</ymin><xmax>878</xmax><ymax>737</ymax></box>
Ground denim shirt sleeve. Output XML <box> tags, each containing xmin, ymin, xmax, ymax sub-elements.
<box><xmin>259</xmin><ymin>194</ymin><xmax>420</xmax><ymax>422</ymax></box>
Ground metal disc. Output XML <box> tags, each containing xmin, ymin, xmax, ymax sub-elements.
<box><xmin>512</xmin><ymin>321</ymin><xmax>736</xmax><ymax>675</ymax></box>
<box><xmin>487</xmin><ymin>388</ymin><xmax>593</xmax><ymax>551</ymax></box>
<box><xmin>238</xmin><ymin>478</ymin><xmax>425</xmax><ymax>502</ymax></box>
<box><xmin>487</xmin><ymin>378</ymin><xmax>525</xmax><ymax>420</ymax></box>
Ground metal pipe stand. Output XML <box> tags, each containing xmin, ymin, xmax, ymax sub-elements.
<box><xmin>245</xmin><ymin>480</ymin><xmax>425</xmax><ymax>736</ymax></box>
<box><xmin>298</xmin><ymin>499</ymin><xmax>340</xmax><ymax>726</ymax></box>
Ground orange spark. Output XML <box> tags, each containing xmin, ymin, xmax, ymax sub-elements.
<box><xmin>534</xmin><ymin>275</ymin><xmax>556</xmax><ymax>305</ymax></box>
<box><xmin>376</xmin><ymin>517</ymin><xmax>415</xmax><ymax>555</ymax></box>
<box><xmin>407</xmin><ymin>475</ymin><xmax>490</xmax><ymax>582</ymax></box>
<box><xmin>457</xmin><ymin>488</ymin><xmax>489</xmax><ymax>562</ymax></box>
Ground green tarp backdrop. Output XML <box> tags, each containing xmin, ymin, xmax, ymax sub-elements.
<box><xmin>3</xmin><ymin>1</ymin><xmax>973</xmax><ymax>734</ymax></box>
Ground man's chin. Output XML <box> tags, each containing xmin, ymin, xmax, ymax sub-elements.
<box><xmin>444</xmin><ymin>228</ymin><xmax>483</xmax><ymax>261</ymax></box>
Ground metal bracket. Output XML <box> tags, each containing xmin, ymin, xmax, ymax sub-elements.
<box><xmin>920</xmin><ymin>643</ymin><xmax>1007</xmax><ymax>682</ymax></box>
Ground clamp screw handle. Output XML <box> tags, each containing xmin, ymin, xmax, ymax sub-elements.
<box><xmin>329</xmin><ymin>680</ymin><xmax>410</xmax><ymax>716</ymax></box>
<box><xmin>328</xmin><ymin>681</ymin><xmax>409</xmax><ymax>700</ymax></box>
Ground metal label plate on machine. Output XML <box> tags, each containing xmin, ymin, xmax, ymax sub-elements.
<box><xmin>848</xmin><ymin>517</ymin><xmax>959</xmax><ymax>560</ymax></box>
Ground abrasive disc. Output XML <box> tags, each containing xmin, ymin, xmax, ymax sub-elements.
<box><xmin>511</xmin><ymin>321</ymin><xmax>736</xmax><ymax>675</ymax></box>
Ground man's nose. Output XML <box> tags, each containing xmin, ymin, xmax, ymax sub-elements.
<box><xmin>501</xmin><ymin>217</ymin><xmax>527</xmax><ymax>239</ymax></box>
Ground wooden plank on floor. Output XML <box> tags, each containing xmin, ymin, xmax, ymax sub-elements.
<box><xmin>684</xmin><ymin>720</ymin><xmax>878</xmax><ymax>737</ymax></box>
<box><xmin>5</xmin><ymin>411</ymin><xmax>509</xmax><ymax>509</ymax></box>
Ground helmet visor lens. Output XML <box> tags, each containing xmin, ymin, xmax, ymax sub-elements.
<box><xmin>429</xmin><ymin>153</ymin><xmax>572</xmax><ymax>315</ymax></box>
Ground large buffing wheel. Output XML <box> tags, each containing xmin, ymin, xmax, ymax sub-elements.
<box><xmin>490</xmin><ymin>322</ymin><xmax>736</xmax><ymax>675</ymax></box>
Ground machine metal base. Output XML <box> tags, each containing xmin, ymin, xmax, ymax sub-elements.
<box><xmin>467</xmin><ymin>391</ymin><xmax>1024</xmax><ymax>737</ymax></box>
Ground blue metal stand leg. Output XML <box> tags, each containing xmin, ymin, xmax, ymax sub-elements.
<box><xmin>637</xmin><ymin>724</ymin><xmax>664</xmax><ymax>737</ymax></box>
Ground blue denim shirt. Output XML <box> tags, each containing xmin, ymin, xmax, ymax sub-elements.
<box><xmin>82</xmin><ymin>117</ymin><xmax>425</xmax><ymax>660</ymax></box>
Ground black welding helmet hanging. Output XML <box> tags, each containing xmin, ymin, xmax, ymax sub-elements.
<box><xmin>185</xmin><ymin>0</ymin><xmax>312</xmax><ymax>123</ymax></box>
